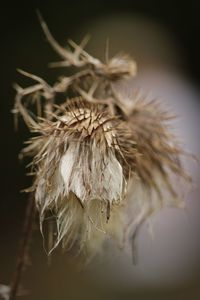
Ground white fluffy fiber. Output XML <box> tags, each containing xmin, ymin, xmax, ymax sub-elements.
<box><xmin>35</xmin><ymin>139</ymin><xmax>125</xmax><ymax>255</ymax></box>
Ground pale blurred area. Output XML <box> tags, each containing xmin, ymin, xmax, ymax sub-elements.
<box><xmin>74</xmin><ymin>13</ymin><xmax>200</xmax><ymax>295</ymax></box>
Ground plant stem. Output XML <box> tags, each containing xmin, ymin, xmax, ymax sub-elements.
<box><xmin>9</xmin><ymin>193</ymin><xmax>36</xmax><ymax>300</ymax></box>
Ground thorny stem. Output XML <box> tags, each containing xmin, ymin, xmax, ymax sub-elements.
<box><xmin>9</xmin><ymin>193</ymin><xmax>36</xmax><ymax>300</ymax></box>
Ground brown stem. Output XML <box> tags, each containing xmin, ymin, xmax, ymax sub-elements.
<box><xmin>9</xmin><ymin>193</ymin><xmax>36</xmax><ymax>300</ymax></box>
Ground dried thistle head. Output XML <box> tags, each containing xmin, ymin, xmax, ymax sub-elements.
<box><xmin>13</xmin><ymin>15</ymin><xmax>191</xmax><ymax>260</ymax></box>
<box><xmin>23</xmin><ymin>98</ymin><xmax>138</xmax><ymax>254</ymax></box>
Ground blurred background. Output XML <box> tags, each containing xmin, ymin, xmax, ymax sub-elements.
<box><xmin>0</xmin><ymin>0</ymin><xmax>200</xmax><ymax>299</ymax></box>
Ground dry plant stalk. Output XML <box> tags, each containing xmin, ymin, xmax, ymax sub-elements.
<box><xmin>13</xmin><ymin>14</ymin><xmax>190</xmax><ymax>263</ymax></box>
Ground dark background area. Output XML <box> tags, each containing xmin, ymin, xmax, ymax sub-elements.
<box><xmin>0</xmin><ymin>1</ymin><xmax>200</xmax><ymax>299</ymax></box>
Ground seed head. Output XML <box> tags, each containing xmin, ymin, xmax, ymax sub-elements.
<box><xmin>13</xmin><ymin>17</ymin><xmax>191</xmax><ymax>260</ymax></box>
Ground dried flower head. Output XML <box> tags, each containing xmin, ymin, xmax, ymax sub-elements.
<box><xmin>13</xmin><ymin>15</ymin><xmax>190</xmax><ymax>260</ymax></box>
<box><xmin>24</xmin><ymin>98</ymin><xmax>138</xmax><ymax>254</ymax></box>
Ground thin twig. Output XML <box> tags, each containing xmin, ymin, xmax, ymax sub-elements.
<box><xmin>9</xmin><ymin>193</ymin><xmax>36</xmax><ymax>300</ymax></box>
